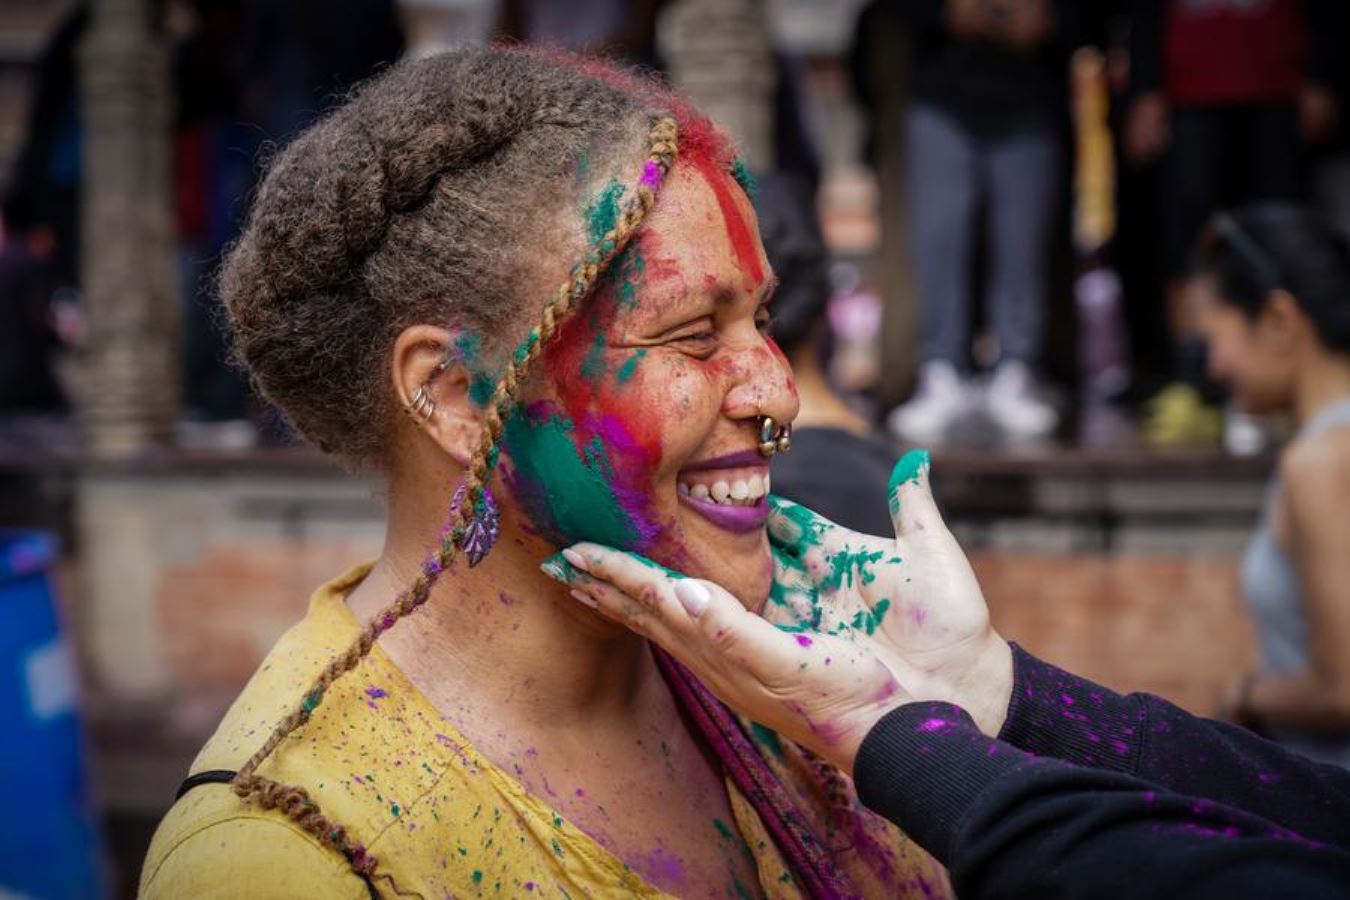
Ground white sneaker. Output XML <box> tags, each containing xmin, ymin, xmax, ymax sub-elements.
<box><xmin>887</xmin><ymin>361</ymin><xmax>970</xmax><ymax>443</ymax></box>
<box><xmin>985</xmin><ymin>360</ymin><xmax>1058</xmax><ymax>438</ymax></box>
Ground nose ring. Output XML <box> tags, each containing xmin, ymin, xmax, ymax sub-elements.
<box><xmin>757</xmin><ymin>416</ymin><xmax>792</xmax><ymax>457</ymax></box>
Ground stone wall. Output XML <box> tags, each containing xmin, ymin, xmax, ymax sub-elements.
<box><xmin>65</xmin><ymin>449</ymin><xmax>1264</xmax><ymax>729</ymax></box>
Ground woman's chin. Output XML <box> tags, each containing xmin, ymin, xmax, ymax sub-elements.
<box><xmin>674</xmin><ymin>535</ymin><xmax>774</xmax><ymax>612</ymax></box>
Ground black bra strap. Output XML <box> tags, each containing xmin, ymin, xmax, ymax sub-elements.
<box><xmin>175</xmin><ymin>768</ymin><xmax>238</xmax><ymax>800</ymax></box>
<box><xmin>174</xmin><ymin>769</ymin><xmax>381</xmax><ymax>899</ymax></box>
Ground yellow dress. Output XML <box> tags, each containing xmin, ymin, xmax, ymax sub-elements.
<box><xmin>139</xmin><ymin>564</ymin><xmax>948</xmax><ymax>899</ymax></box>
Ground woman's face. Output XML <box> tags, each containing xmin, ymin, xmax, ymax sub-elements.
<box><xmin>500</xmin><ymin>155</ymin><xmax>798</xmax><ymax>607</ymax></box>
<box><xmin>1192</xmin><ymin>273</ymin><xmax>1298</xmax><ymax>415</ymax></box>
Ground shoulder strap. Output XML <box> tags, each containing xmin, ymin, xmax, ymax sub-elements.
<box><xmin>174</xmin><ymin>768</ymin><xmax>238</xmax><ymax>800</ymax></box>
<box><xmin>174</xmin><ymin>769</ymin><xmax>381</xmax><ymax>900</ymax></box>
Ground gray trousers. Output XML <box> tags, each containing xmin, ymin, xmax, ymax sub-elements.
<box><xmin>906</xmin><ymin>104</ymin><xmax>1058</xmax><ymax>367</ymax></box>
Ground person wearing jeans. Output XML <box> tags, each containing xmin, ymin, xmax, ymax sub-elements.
<box><xmin>890</xmin><ymin>0</ymin><xmax>1073</xmax><ymax>441</ymax></box>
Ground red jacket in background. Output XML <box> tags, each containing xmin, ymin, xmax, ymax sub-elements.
<box><xmin>1164</xmin><ymin>0</ymin><xmax>1309</xmax><ymax>105</ymax></box>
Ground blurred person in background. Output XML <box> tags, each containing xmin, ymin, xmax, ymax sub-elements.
<box><xmin>3</xmin><ymin>3</ymin><xmax>85</xmax><ymax>298</ymax></box>
<box><xmin>889</xmin><ymin>0</ymin><xmax>1077</xmax><ymax>444</ymax></box>
<box><xmin>494</xmin><ymin>0</ymin><xmax>669</xmax><ymax>71</ymax></box>
<box><xmin>1189</xmin><ymin>206</ymin><xmax>1350</xmax><ymax>768</ymax></box>
<box><xmin>1125</xmin><ymin>0</ymin><xmax>1343</xmax><ymax>448</ymax></box>
<box><xmin>0</xmin><ymin>196</ymin><xmax>69</xmax><ymax>416</ymax></box>
<box><xmin>235</xmin><ymin>0</ymin><xmax>405</xmax><ymax>144</ymax></box>
<box><xmin>0</xmin><ymin>4</ymin><xmax>87</xmax><ymax>420</ymax></box>
<box><xmin>754</xmin><ymin>171</ymin><xmax>898</xmax><ymax>536</ymax></box>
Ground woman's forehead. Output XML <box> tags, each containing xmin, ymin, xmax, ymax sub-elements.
<box><xmin>622</xmin><ymin>159</ymin><xmax>769</xmax><ymax>305</ymax></box>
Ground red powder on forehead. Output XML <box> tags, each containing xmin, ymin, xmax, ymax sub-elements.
<box><xmin>687</xmin><ymin>152</ymin><xmax>765</xmax><ymax>288</ymax></box>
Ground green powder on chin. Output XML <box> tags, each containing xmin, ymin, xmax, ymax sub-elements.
<box><xmin>502</xmin><ymin>409</ymin><xmax>644</xmax><ymax>549</ymax></box>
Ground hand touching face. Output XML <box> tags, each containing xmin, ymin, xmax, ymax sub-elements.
<box><xmin>541</xmin><ymin>451</ymin><xmax>1015</xmax><ymax>772</ymax></box>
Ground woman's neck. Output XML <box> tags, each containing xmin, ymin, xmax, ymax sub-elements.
<box><xmin>1294</xmin><ymin>349</ymin><xmax>1350</xmax><ymax>428</ymax></box>
<box><xmin>347</xmin><ymin>486</ymin><xmax>661</xmax><ymax>734</ymax></box>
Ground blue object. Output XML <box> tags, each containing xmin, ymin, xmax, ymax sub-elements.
<box><xmin>0</xmin><ymin>531</ymin><xmax>107</xmax><ymax>899</ymax></box>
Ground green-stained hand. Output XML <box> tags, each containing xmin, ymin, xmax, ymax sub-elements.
<box><xmin>539</xmin><ymin>450</ymin><xmax>1013</xmax><ymax>775</ymax></box>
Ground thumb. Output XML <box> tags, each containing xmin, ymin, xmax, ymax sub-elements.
<box><xmin>887</xmin><ymin>448</ymin><xmax>942</xmax><ymax>537</ymax></box>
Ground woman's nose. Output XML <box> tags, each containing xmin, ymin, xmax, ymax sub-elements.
<box><xmin>722</xmin><ymin>338</ymin><xmax>800</xmax><ymax>428</ymax></box>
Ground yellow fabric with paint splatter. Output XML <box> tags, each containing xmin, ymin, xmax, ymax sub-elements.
<box><xmin>139</xmin><ymin>564</ymin><xmax>948</xmax><ymax>898</ymax></box>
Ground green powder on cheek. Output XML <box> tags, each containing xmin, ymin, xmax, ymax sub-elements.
<box><xmin>580</xmin><ymin>328</ymin><xmax>609</xmax><ymax>383</ymax></box>
<box><xmin>613</xmin><ymin>245</ymin><xmax>645</xmax><ymax>310</ymax></box>
<box><xmin>615</xmin><ymin>349</ymin><xmax>647</xmax><ymax>384</ymax></box>
<box><xmin>502</xmin><ymin>410</ymin><xmax>644</xmax><ymax>549</ymax></box>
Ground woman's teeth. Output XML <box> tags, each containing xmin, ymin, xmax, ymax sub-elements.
<box><xmin>678</xmin><ymin>473</ymin><xmax>770</xmax><ymax>506</ymax></box>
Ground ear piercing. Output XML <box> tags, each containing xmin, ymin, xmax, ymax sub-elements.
<box><xmin>408</xmin><ymin>386</ymin><xmax>436</xmax><ymax>421</ymax></box>
<box><xmin>757</xmin><ymin>416</ymin><xmax>792</xmax><ymax>457</ymax></box>
<box><xmin>406</xmin><ymin>361</ymin><xmax>448</xmax><ymax>422</ymax></box>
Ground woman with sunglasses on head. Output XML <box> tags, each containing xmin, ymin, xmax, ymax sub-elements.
<box><xmin>1192</xmin><ymin>206</ymin><xmax>1350</xmax><ymax>770</ymax></box>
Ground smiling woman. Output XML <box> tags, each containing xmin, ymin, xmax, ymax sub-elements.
<box><xmin>138</xmin><ymin>47</ymin><xmax>949</xmax><ymax>899</ymax></box>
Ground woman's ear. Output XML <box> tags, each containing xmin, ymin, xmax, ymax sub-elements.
<box><xmin>391</xmin><ymin>324</ymin><xmax>487</xmax><ymax>467</ymax></box>
<box><xmin>1261</xmin><ymin>289</ymin><xmax>1312</xmax><ymax>353</ymax></box>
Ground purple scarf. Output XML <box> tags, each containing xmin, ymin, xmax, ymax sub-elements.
<box><xmin>653</xmin><ymin>648</ymin><xmax>860</xmax><ymax>899</ymax></box>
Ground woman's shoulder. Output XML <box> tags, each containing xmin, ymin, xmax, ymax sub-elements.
<box><xmin>138</xmin><ymin>783</ymin><xmax>368</xmax><ymax>899</ymax></box>
<box><xmin>1280</xmin><ymin>428</ymin><xmax>1350</xmax><ymax>506</ymax></box>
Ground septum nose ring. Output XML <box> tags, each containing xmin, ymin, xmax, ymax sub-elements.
<box><xmin>757</xmin><ymin>416</ymin><xmax>792</xmax><ymax>457</ymax></box>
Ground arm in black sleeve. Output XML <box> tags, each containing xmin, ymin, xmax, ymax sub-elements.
<box><xmin>856</xmin><ymin>703</ymin><xmax>1350</xmax><ymax>900</ymax></box>
<box><xmin>998</xmin><ymin>643</ymin><xmax>1350</xmax><ymax>849</ymax></box>
<box><xmin>1127</xmin><ymin>0</ymin><xmax>1164</xmax><ymax>97</ymax></box>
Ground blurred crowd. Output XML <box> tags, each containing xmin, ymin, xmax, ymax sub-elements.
<box><xmin>1</xmin><ymin>0</ymin><xmax>1349</xmax><ymax>456</ymax></box>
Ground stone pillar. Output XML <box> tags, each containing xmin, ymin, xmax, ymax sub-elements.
<box><xmin>77</xmin><ymin>0</ymin><xmax>178</xmax><ymax>700</ymax></box>
<box><xmin>665</xmin><ymin>0</ymin><xmax>776</xmax><ymax>170</ymax></box>
<box><xmin>78</xmin><ymin>0</ymin><xmax>179</xmax><ymax>460</ymax></box>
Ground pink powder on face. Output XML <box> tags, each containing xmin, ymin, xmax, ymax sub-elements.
<box><xmin>795</xmin><ymin>634</ymin><xmax>813</xmax><ymax>647</ymax></box>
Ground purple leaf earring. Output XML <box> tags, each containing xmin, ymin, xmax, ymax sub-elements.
<box><xmin>451</xmin><ymin>483</ymin><xmax>500</xmax><ymax>567</ymax></box>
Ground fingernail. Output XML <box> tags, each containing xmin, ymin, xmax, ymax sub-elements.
<box><xmin>570</xmin><ymin>588</ymin><xmax>598</xmax><ymax>609</ymax></box>
<box><xmin>540</xmin><ymin>555</ymin><xmax>574</xmax><ymax>583</ymax></box>
<box><xmin>674</xmin><ymin>579</ymin><xmax>710</xmax><ymax>618</ymax></box>
<box><xmin>888</xmin><ymin>449</ymin><xmax>931</xmax><ymax>497</ymax></box>
<box><xmin>561</xmin><ymin>547</ymin><xmax>590</xmax><ymax>572</ymax></box>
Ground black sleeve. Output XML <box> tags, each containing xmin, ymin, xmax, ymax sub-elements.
<box><xmin>855</xmin><ymin>703</ymin><xmax>1350</xmax><ymax>900</ymax></box>
<box><xmin>998</xmin><ymin>644</ymin><xmax>1350</xmax><ymax>850</ymax></box>
<box><xmin>1127</xmin><ymin>0</ymin><xmax>1164</xmax><ymax>97</ymax></box>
